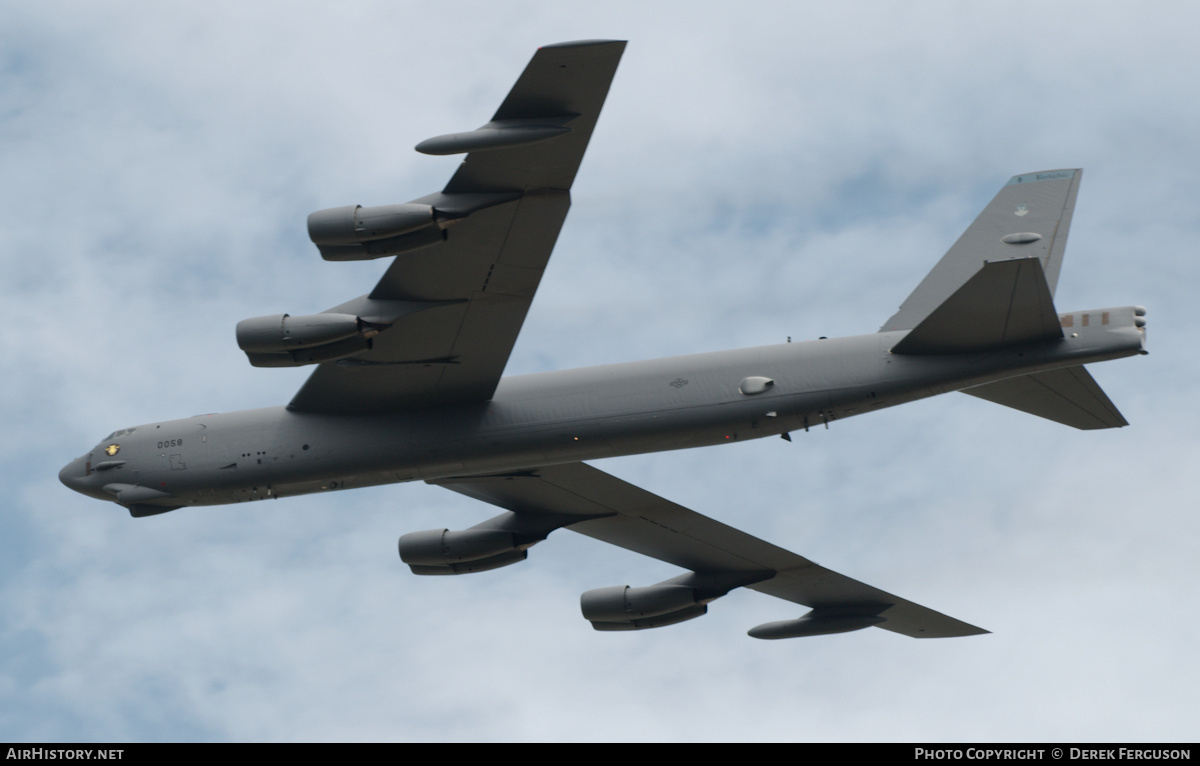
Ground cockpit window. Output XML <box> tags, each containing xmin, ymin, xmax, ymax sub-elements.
<box><xmin>103</xmin><ymin>428</ymin><xmax>137</xmax><ymax>440</ymax></box>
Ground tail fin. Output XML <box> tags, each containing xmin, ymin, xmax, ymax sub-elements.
<box><xmin>881</xmin><ymin>169</ymin><xmax>1081</xmax><ymax>333</ymax></box>
<box><xmin>955</xmin><ymin>306</ymin><xmax>1145</xmax><ymax>429</ymax></box>
<box><xmin>889</xmin><ymin>256</ymin><xmax>1062</xmax><ymax>355</ymax></box>
<box><xmin>882</xmin><ymin>169</ymin><xmax>1133</xmax><ymax>429</ymax></box>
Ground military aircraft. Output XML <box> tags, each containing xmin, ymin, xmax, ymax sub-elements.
<box><xmin>59</xmin><ymin>40</ymin><xmax>1146</xmax><ymax>640</ymax></box>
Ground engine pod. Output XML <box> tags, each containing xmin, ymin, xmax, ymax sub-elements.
<box><xmin>580</xmin><ymin>584</ymin><xmax>699</xmax><ymax>623</ymax></box>
<box><xmin>236</xmin><ymin>313</ymin><xmax>364</xmax><ymax>354</ymax></box>
<box><xmin>406</xmin><ymin>549</ymin><xmax>528</xmax><ymax>576</ymax></box>
<box><xmin>588</xmin><ymin>603</ymin><xmax>708</xmax><ymax>631</ymax></box>
<box><xmin>398</xmin><ymin>528</ymin><xmax>521</xmax><ymax>567</ymax></box>
<box><xmin>307</xmin><ymin>203</ymin><xmax>435</xmax><ymax>245</ymax></box>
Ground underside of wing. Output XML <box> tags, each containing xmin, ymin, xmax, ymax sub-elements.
<box><xmin>278</xmin><ymin>41</ymin><xmax>626</xmax><ymax>415</ymax></box>
<box><xmin>289</xmin><ymin>190</ymin><xmax>571</xmax><ymax>412</ymax></box>
<box><xmin>426</xmin><ymin>462</ymin><xmax>987</xmax><ymax>640</ymax></box>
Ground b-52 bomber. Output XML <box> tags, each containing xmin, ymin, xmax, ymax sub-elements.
<box><xmin>60</xmin><ymin>40</ymin><xmax>1146</xmax><ymax>640</ymax></box>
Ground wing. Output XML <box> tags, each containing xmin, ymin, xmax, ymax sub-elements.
<box><xmin>431</xmin><ymin>463</ymin><xmax>987</xmax><ymax>640</ymax></box>
<box><xmin>287</xmin><ymin>41</ymin><xmax>626</xmax><ymax>415</ymax></box>
<box><xmin>881</xmin><ymin>169</ymin><xmax>1082</xmax><ymax>333</ymax></box>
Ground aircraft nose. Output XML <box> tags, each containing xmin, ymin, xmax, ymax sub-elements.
<box><xmin>59</xmin><ymin>456</ymin><xmax>88</xmax><ymax>493</ymax></box>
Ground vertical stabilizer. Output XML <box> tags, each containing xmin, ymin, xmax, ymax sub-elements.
<box><xmin>889</xmin><ymin>257</ymin><xmax>1063</xmax><ymax>355</ymax></box>
<box><xmin>881</xmin><ymin>169</ymin><xmax>1081</xmax><ymax>333</ymax></box>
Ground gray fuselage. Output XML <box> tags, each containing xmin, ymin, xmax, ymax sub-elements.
<box><xmin>60</xmin><ymin>313</ymin><xmax>1145</xmax><ymax>512</ymax></box>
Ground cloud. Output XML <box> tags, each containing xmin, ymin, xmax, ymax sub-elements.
<box><xmin>3</xmin><ymin>0</ymin><xmax>1197</xmax><ymax>742</ymax></box>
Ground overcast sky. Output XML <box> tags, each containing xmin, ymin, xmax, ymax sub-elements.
<box><xmin>3</xmin><ymin>1</ymin><xmax>1198</xmax><ymax>742</ymax></box>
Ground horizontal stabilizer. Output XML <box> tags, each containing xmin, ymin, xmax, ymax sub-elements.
<box><xmin>963</xmin><ymin>365</ymin><xmax>1128</xmax><ymax>429</ymax></box>
<box><xmin>891</xmin><ymin>257</ymin><xmax>1063</xmax><ymax>355</ymax></box>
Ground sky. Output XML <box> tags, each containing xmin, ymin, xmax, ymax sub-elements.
<box><xmin>3</xmin><ymin>1</ymin><xmax>1198</xmax><ymax>743</ymax></box>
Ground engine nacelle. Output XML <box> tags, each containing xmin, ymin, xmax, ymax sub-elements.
<box><xmin>398</xmin><ymin>528</ymin><xmax>526</xmax><ymax>575</ymax></box>
<box><xmin>588</xmin><ymin>604</ymin><xmax>708</xmax><ymax>631</ymax></box>
<box><xmin>307</xmin><ymin>204</ymin><xmax>442</xmax><ymax>261</ymax></box>
<box><xmin>580</xmin><ymin>584</ymin><xmax>706</xmax><ymax>631</ymax></box>
<box><xmin>236</xmin><ymin>313</ymin><xmax>378</xmax><ymax>367</ymax></box>
<box><xmin>307</xmin><ymin>203</ymin><xmax>435</xmax><ymax>245</ymax></box>
<box><xmin>237</xmin><ymin>313</ymin><xmax>363</xmax><ymax>353</ymax></box>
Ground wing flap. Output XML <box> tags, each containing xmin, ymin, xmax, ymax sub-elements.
<box><xmin>432</xmin><ymin>463</ymin><xmax>987</xmax><ymax>639</ymax></box>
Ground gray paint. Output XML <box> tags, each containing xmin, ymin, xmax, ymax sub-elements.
<box><xmin>58</xmin><ymin>41</ymin><xmax>1146</xmax><ymax>641</ymax></box>
<box><xmin>63</xmin><ymin>320</ymin><xmax>1144</xmax><ymax>504</ymax></box>
<box><xmin>880</xmin><ymin>169</ymin><xmax>1081</xmax><ymax>332</ymax></box>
